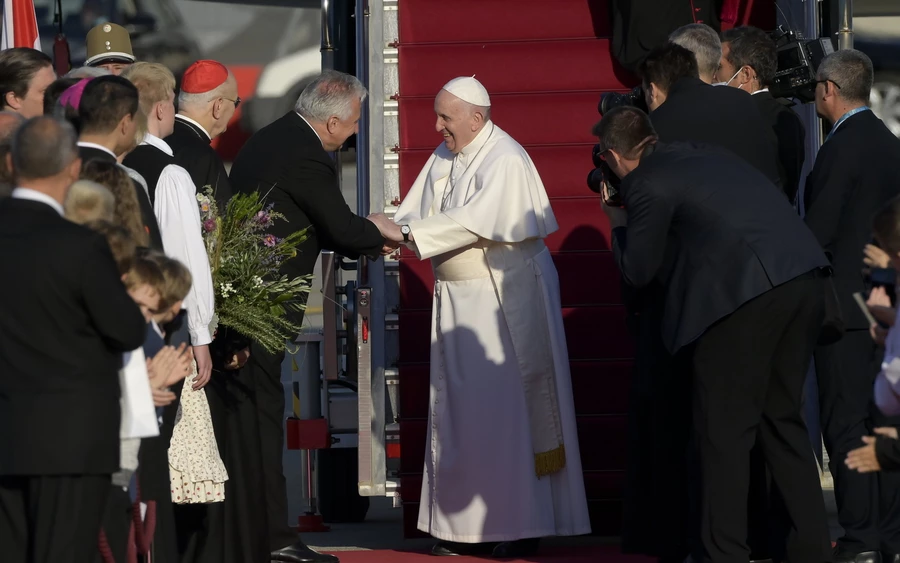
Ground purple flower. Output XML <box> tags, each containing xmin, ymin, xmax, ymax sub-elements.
<box><xmin>203</xmin><ymin>218</ymin><xmax>216</xmax><ymax>233</ymax></box>
<box><xmin>263</xmin><ymin>234</ymin><xmax>279</xmax><ymax>247</ymax></box>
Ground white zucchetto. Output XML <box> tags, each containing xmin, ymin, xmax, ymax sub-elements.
<box><xmin>441</xmin><ymin>76</ymin><xmax>491</xmax><ymax>107</ymax></box>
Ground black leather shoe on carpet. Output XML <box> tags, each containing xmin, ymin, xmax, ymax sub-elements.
<box><xmin>430</xmin><ymin>541</ymin><xmax>496</xmax><ymax>556</ymax></box>
<box><xmin>271</xmin><ymin>542</ymin><xmax>339</xmax><ymax>563</ymax></box>
<box><xmin>832</xmin><ymin>549</ymin><xmax>882</xmax><ymax>563</ymax></box>
<box><xmin>491</xmin><ymin>538</ymin><xmax>540</xmax><ymax>558</ymax></box>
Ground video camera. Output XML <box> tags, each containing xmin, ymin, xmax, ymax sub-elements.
<box><xmin>596</xmin><ymin>85</ymin><xmax>647</xmax><ymax>117</ymax></box>
<box><xmin>769</xmin><ymin>25</ymin><xmax>834</xmax><ymax>103</ymax></box>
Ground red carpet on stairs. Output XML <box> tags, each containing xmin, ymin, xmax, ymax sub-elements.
<box><xmin>395</xmin><ymin>0</ymin><xmax>775</xmax><ymax>538</ymax></box>
<box><xmin>323</xmin><ymin>545</ymin><xmax>654</xmax><ymax>563</ymax></box>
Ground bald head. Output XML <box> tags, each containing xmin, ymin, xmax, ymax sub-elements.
<box><xmin>12</xmin><ymin>116</ymin><xmax>79</xmax><ymax>182</ymax></box>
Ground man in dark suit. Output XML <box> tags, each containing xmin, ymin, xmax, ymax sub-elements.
<box><xmin>0</xmin><ymin>116</ymin><xmax>147</xmax><ymax>563</ymax></box>
<box><xmin>720</xmin><ymin>26</ymin><xmax>806</xmax><ymax>203</ymax></box>
<box><xmin>166</xmin><ymin>59</ymin><xmax>237</xmax><ymax>209</ymax></box>
<box><xmin>597</xmin><ymin>105</ymin><xmax>832</xmax><ymax>563</ymax></box>
<box><xmin>805</xmin><ymin>49</ymin><xmax>900</xmax><ymax>563</ymax></box>
<box><xmin>229</xmin><ymin>70</ymin><xmax>386</xmax><ymax>563</ymax></box>
<box><xmin>642</xmin><ymin>42</ymin><xmax>781</xmax><ymax>189</ymax></box>
<box><xmin>619</xmin><ymin>42</ymin><xmax>784</xmax><ymax>563</ymax></box>
<box><xmin>77</xmin><ymin>75</ymin><xmax>164</xmax><ymax>250</ymax></box>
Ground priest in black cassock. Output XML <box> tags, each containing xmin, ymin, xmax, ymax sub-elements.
<box><xmin>166</xmin><ymin>59</ymin><xmax>236</xmax><ymax>210</ymax></box>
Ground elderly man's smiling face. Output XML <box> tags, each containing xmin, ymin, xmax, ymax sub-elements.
<box><xmin>433</xmin><ymin>89</ymin><xmax>485</xmax><ymax>154</ymax></box>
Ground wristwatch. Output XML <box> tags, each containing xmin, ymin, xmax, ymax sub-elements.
<box><xmin>400</xmin><ymin>224</ymin><xmax>411</xmax><ymax>243</ymax></box>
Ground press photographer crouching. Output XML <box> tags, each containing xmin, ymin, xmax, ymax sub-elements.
<box><xmin>596</xmin><ymin>105</ymin><xmax>833</xmax><ymax>563</ymax></box>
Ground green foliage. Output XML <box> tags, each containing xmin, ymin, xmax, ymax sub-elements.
<box><xmin>197</xmin><ymin>186</ymin><xmax>311</xmax><ymax>354</ymax></box>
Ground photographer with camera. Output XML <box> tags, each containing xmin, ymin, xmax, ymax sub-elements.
<box><xmin>804</xmin><ymin>49</ymin><xmax>900</xmax><ymax>563</ymax></box>
<box><xmin>596</xmin><ymin>105</ymin><xmax>832</xmax><ymax>563</ymax></box>
<box><xmin>719</xmin><ymin>26</ymin><xmax>806</xmax><ymax>203</ymax></box>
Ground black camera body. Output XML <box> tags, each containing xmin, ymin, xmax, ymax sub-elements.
<box><xmin>586</xmin><ymin>143</ymin><xmax>624</xmax><ymax>207</ymax></box>
<box><xmin>769</xmin><ymin>26</ymin><xmax>835</xmax><ymax>102</ymax></box>
<box><xmin>597</xmin><ymin>85</ymin><xmax>647</xmax><ymax>116</ymax></box>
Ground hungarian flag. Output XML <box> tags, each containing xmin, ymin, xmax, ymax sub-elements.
<box><xmin>1</xmin><ymin>0</ymin><xmax>41</xmax><ymax>51</ymax></box>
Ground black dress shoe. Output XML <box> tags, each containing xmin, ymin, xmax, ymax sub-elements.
<box><xmin>271</xmin><ymin>541</ymin><xmax>339</xmax><ymax>563</ymax></box>
<box><xmin>832</xmin><ymin>549</ymin><xmax>882</xmax><ymax>563</ymax></box>
<box><xmin>491</xmin><ymin>538</ymin><xmax>540</xmax><ymax>558</ymax></box>
<box><xmin>883</xmin><ymin>554</ymin><xmax>900</xmax><ymax>563</ymax></box>
<box><xmin>431</xmin><ymin>541</ymin><xmax>496</xmax><ymax>556</ymax></box>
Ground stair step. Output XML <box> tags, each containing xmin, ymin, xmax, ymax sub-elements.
<box><xmin>400</xmin><ymin>92</ymin><xmax>607</xmax><ymax>150</ymax></box>
<box><xmin>399</xmin><ymin>39</ymin><xmax>634</xmax><ymax>97</ymax></box>
<box><xmin>399</xmin><ymin>0</ymin><xmax>612</xmax><ymax>44</ymax></box>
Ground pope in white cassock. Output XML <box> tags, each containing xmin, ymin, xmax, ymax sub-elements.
<box><xmin>369</xmin><ymin>76</ymin><xmax>590</xmax><ymax>558</ymax></box>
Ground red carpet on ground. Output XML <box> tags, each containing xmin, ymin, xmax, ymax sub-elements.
<box><xmin>323</xmin><ymin>545</ymin><xmax>654</xmax><ymax>562</ymax></box>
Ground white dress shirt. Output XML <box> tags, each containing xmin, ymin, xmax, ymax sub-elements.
<box><xmin>11</xmin><ymin>187</ymin><xmax>64</xmax><ymax>215</ymax></box>
<box><xmin>142</xmin><ymin>133</ymin><xmax>215</xmax><ymax>346</ymax></box>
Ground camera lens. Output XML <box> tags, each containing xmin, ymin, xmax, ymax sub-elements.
<box><xmin>586</xmin><ymin>168</ymin><xmax>604</xmax><ymax>194</ymax></box>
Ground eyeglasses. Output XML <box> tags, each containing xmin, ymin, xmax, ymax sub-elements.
<box><xmin>222</xmin><ymin>96</ymin><xmax>241</xmax><ymax>109</ymax></box>
<box><xmin>816</xmin><ymin>79</ymin><xmax>842</xmax><ymax>90</ymax></box>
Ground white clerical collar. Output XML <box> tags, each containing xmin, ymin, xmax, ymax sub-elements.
<box><xmin>11</xmin><ymin>187</ymin><xmax>64</xmax><ymax>215</ymax></box>
<box><xmin>751</xmin><ymin>88</ymin><xmax>770</xmax><ymax>95</ymax></box>
<box><xmin>140</xmin><ymin>133</ymin><xmax>175</xmax><ymax>157</ymax></box>
<box><xmin>151</xmin><ymin>320</ymin><xmax>164</xmax><ymax>338</ymax></box>
<box><xmin>77</xmin><ymin>141</ymin><xmax>117</xmax><ymax>159</ymax></box>
<box><xmin>458</xmin><ymin>121</ymin><xmax>494</xmax><ymax>156</ymax></box>
<box><xmin>176</xmin><ymin>114</ymin><xmax>211</xmax><ymax>140</ymax></box>
<box><xmin>296</xmin><ymin>112</ymin><xmax>324</xmax><ymax>147</ymax></box>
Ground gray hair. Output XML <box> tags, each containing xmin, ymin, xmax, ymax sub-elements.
<box><xmin>817</xmin><ymin>49</ymin><xmax>874</xmax><ymax>104</ymax></box>
<box><xmin>11</xmin><ymin>116</ymin><xmax>78</xmax><ymax>181</ymax></box>
<box><xmin>294</xmin><ymin>70</ymin><xmax>367</xmax><ymax>122</ymax></box>
<box><xmin>670</xmin><ymin>23</ymin><xmax>723</xmax><ymax>80</ymax></box>
<box><xmin>66</xmin><ymin>66</ymin><xmax>111</xmax><ymax>79</ymax></box>
<box><xmin>177</xmin><ymin>73</ymin><xmax>235</xmax><ymax>111</ymax></box>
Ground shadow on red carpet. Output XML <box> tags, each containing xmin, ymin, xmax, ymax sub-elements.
<box><xmin>322</xmin><ymin>545</ymin><xmax>655</xmax><ymax>562</ymax></box>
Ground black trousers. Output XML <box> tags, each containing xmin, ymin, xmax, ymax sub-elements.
<box><xmin>692</xmin><ymin>274</ymin><xmax>831</xmax><ymax>563</ymax></box>
<box><xmin>816</xmin><ymin>329</ymin><xmax>900</xmax><ymax>554</ymax></box>
<box><xmin>0</xmin><ymin>474</ymin><xmax>110</xmax><ymax>563</ymax></box>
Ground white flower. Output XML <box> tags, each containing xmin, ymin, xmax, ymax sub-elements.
<box><xmin>253</xmin><ymin>276</ymin><xmax>263</xmax><ymax>287</ymax></box>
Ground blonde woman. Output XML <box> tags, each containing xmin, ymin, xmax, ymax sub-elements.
<box><xmin>63</xmin><ymin>179</ymin><xmax>115</xmax><ymax>224</ymax></box>
<box><xmin>81</xmin><ymin>159</ymin><xmax>150</xmax><ymax>247</ymax></box>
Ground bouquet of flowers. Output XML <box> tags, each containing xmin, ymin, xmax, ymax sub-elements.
<box><xmin>197</xmin><ymin>186</ymin><xmax>311</xmax><ymax>354</ymax></box>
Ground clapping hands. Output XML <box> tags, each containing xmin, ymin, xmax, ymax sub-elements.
<box><xmin>146</xmin><ymin>343</ymin><xmax>192</xmax><ymax>406</ymax></box>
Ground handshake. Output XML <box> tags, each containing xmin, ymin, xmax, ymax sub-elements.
<box><xmin>367</xmin><ymin>212</ymin><xmax>404</xmax><ymax>256</ymax></box>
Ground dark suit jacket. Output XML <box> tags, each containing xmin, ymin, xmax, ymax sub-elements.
<box><xmin>612</xmin><ymin>142</ymin><xmax>829</xmax><ymax>353</ymax></box>
<box><xmin>804</xmin><ymin>109</ymin><xmax>900</xmax><ymax>330</ymax></box>
<box><xmin>78</xmin><ymin>144</ymin><xmax>164</xmax><ymax>250</ymax></box>
<box><xmin>229</xmin><ymin>112</ymin><xmax>385</xmax><ymax>319</ymax></box>
<box><xmin>650</xmin><ymin>77</ymin><xmax>782</xmax><ymax>193</ymax></box>
<box><xmin>752</xmin><ymin>91</ymin><xmax>806</xmax><ymax>203</ymax></box>
<box><xmin>0</xmin><ymin>197</ymin><xmax>146</xmax><ymax>475</ymax></box>
<box><xmin>165</xmin><ymin>116</ymin><xmax>232</xmax><ymax>209</ymax></box>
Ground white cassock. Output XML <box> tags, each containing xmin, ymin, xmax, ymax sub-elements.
<box><xmin>395</xmin><ymin>121</ymin><xmax>591</xmax><ymax>543</ymax></box>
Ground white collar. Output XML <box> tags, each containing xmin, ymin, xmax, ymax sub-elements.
<box><xmin>140</xmin><ymin>133</ymin><xmax>174</xmax><ymax>156</ymax></box>
<box><xmin>458</xmin><ymin>121</ymin><xmax>494</xmax><ymax>156</ymax></box>
<box><xmin>77</xmin><ymin>141</ymin><xmax>117</xmax><ymax>159</ymax></box>
<box><xmin>751</xmin><ymin>88</ymin><xmax>770</xmax><ymax>95</ymax></box>
<box><xmin>150</xmin><ymin>320</ymin><xmax>164</xmax><ymax>338</ymax></box>
<box><xmin>296</xmin><ymin>112</ymin><xmax>324</xmax><ymax>147</ymax></box>
<box><xmin>175</xmin><ymin>114</ymin><xmax>211</xmax><ymax>140</ymax></box>
<box><xmin>11</xmin><ymin>187</ymin><xmax>64</xmax><ymax>216</ymax></box>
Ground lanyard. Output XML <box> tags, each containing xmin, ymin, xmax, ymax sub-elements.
<box><xmin>825</xmin><ymin>106</ymin><xmax>870</xmax><ymax>142</ymax></box>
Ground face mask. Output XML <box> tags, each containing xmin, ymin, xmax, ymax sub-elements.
<box><xmin>713</xmin><ymin>67</ymin><xmax>743</xmax><ymax>88</ymax></box>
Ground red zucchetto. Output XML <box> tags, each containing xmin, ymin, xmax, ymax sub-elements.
<box><xmin>181</xmin><ymin>60</ymin><xmax>229</xmax><ymax>94</ymax></box>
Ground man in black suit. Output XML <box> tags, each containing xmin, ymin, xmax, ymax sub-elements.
<box><xmin>0</xmin><ymin>116</ymin><xmax>147</xmax><ymax>563</ymax></box>
<box><xmin>620</xmin><ymin>41</ymin><xmax>784</xmax><ymax>563</ymax></box>
<box><xmin>720</xmin><ymin>26</ymin><xmax>806</xmax><ymax>203</ymax></box>
<box><xmin>805</xmin><ymin>49</ymin><xmax>900</xmax><ymax>563</ymax></box>
<box><xmin>166</xmin><ymin>59</ymin><xmax>237</xmax><ymax>209</ymax></box>
<box><xmin>642</xmin><ymin>42</ymin><xmax>782</xmax><ymax>189</ymax></box>
<box><xmin>597</xmin><ymin>105</ymin><xmax>832</xmax><ymax>563</ymax></box>
<box><xmin>77</xmin><ymin>75</ymin><xmax>164</xmax><ymax>250</ymax></box>
<box><xmin>229</xmin><ymin>70</ymin><xmax>386</xmax><ymax>563</ymax></box>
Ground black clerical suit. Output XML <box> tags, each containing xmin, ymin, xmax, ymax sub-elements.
<box><xmin>752</xmin><ymin>90</ymin><xmax>806</xmax><ymax>203</ymax></box>
<box><xmin>227</xmin><ymin>111</ymin><xmax>384</xmax><ymax>561</ymax></box>
<box><xmin>165</xmin><ymin>115</ymin><xmax>232</xmax><ymax>209</ymax></box>
<box><xmin>0</xmin><ymin>195</ymin><xmax>146</xmax><ymax>563</ymax></box>
<box><xmin>804</xmin><ymin>108</ymin><xmax>900</xmax><ymax>557</ymax></box>
<box><xmin>621</xmin><ymin>77</ymin><xmax>784</xmax><ymax>561</ymax></box>
<box><xmin>78</xmin><ymin>143</ymin><xmax>164</xmax><ymax>250</ymax></box>
<box><xmin>613</xmin><ymin>142</ymin><xmax>832</xmax><ymax>563</ymax></box>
